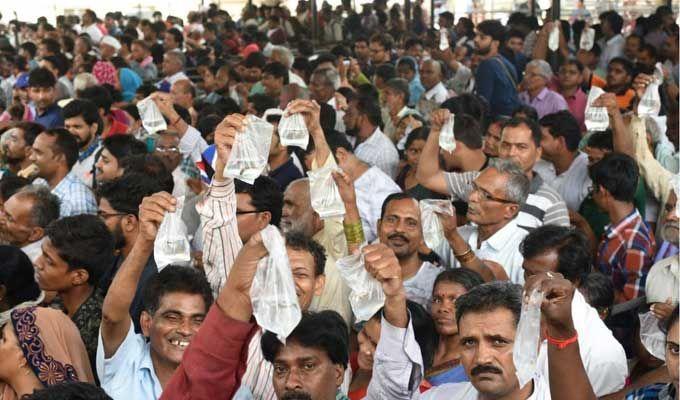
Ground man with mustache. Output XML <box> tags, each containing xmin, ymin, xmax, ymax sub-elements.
<box><xmin>365</xmin><ymin>244</ymin><xmax>597</xmax><ymax>400</ymax></box>
<box><xmin>63</xmin><ymin>99</ymin><xmax>103</xmax><ymax>188</ymax></box>
<box><xmin>1</xmin><ymin>122</ymin><xmax>43</xmax><ymax>175</ymax></box>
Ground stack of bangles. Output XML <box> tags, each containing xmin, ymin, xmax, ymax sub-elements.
<box><xmin>343</xmin><ymin>222</ymin><xmax>365</xmax><ymax>246</ymax></box>
<box><xmin>454</xmin><ymin>246</ymin><xmax>476</xmax><ymax>263</ymax></box>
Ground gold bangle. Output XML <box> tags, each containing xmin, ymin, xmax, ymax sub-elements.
<box><xmin>343</xmin><ymin>222</ymin><xmax>364</xmax><ymax>245</ymax></box>
<box><xmin>454</xmin><ymin>246</ymin><xmax>475</xmax><ymax>263</ymax></box>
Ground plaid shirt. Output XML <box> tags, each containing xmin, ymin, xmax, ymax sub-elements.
<box><xmin>626</xmin><ymin>383</ymin><xmax>676</xmax><ymax>400</ymax></box>
<box><xmin>597</xmin><ymin>209</ymin><xmax>655</xmax><ymax>302</ymax></box>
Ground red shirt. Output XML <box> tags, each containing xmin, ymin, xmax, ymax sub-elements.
<box><xmin>103</xmin><ymin>116</ymin><xmax>129</xmax><ymax>138</ymax></box>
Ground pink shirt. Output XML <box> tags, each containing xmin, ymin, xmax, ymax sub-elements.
<box><xmin>563</xmin><ymin>87</ymin><xmax>587</xmax><ymax>132</ymax></box>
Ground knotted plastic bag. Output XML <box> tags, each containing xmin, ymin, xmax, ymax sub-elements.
<box><xmin>336</xmin><ymin>250</ymin><xmax>385</xmax><ymax>322</ymax></box>
<box><xmin>537</xmin><ymin>0</ymin><xmax>551</xmax><ymax>10</ymax></box>
<box><xmin>639</xmin><ymin>311</ymin><xmax>666</xmax><ymax>361</ymax></box>
<box><xmin>637</xmin><ymin>64</ymin><xmax>663</xmax><ymax>118</ymax></box>
<box><xmin>439</xmin><ymin>28</ymin><xmax>450</xmax><ymax>51</ymax></box>
<box><xmin>439</xmin><ymin>114</ymin><xmax>456</xmax><ymax>153</ymax></box>
<box><xmin>278</xmin><ymin>110</ymin><xmax>310</xmax><ymax>148</ymax></box>
<box><xmin>548</xmin><ymin>24</ymin><xmax>559</xmax><ymax>51</ymax></box>
<box><xmin>137</xmin><ymin>97</ymin><xmax>167</xmax><ymax>134</ymax></box>
<box><xmin>513</xmin><ymin>289</ymin><xmax>545</xmax><ymax>388</ymax></box>
<box><xmin>580</xmin><ymin>27</ymin><xmax>595</xmax><ymax>51</ymax></box>
<box><xmin>308</xmin><ymin>166</ymin><xmax>346</xmax><ymax>219</ymax></box>
<box><xmin>420</xmin><ymin>199</ymin><xmax>453</xmax><ymax>250</ymax></box>
<box><xmin>585</xmin><ymin>86</ymin><xmax>609</xmax><ymax>132</ymax></box>
<box><xmin>250</xmin><ymin>225</ymin><xmax>302</xmax><ymax>343</ymax></box>
<box><xmin>224</xmin><ymin>115</ymin><xmax>273</xmax><ymax>184</ymax></box>
<box><xmin>154</xmin><ymin>196</ymin><xmax>191</xmax><ymax>270</ymax></box>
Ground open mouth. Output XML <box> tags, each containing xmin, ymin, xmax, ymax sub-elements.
<box><xmin>169</xmin><ymin>339</ymin><xmax>190</xmax><ymax>350</ymax></box>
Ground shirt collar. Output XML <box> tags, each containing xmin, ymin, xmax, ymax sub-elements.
<box><xmin>606</xmin><ymin>34</ymin><xmax>623</xmax><ymax>46</ymax></box>
<box><xmin>534</xmin><ymin>87</ymin><xmax>549</xmax><ymax>100</ymax></box>
<box><xmin>565</xmin><ymin>87</ymin><xmax>585</xmax><ymax>100</ymax></box>
<box><xmin>528</xmin><ymin>171</ymin><xmax>544</xmax><ymax>194</ymax></box>
<box><xmin>483</xmin><ymin>219</ymin><xmax>522</xmax><ymax>251</ymax></box>
<box><xmin>604</xmin><ymin>209</ymin><xmax>642</xmax><ymax>240</ymax></box>
<box><xmin>424</xmin><ymin>82</ymin><xmax>445</xmax><ymax>100</ymax></box>
<box><xmin>79</xmin><ymin>137</ymin><xmax>101</xmax><ymax>162</ymax></box>
<box><xmin>52</xmin><ymin>171</ymin><xmax>76</xmax><ymax>194</ymax></box>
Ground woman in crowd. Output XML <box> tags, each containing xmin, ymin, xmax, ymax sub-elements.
<box><xmin>0</xmin><ymin>246</ymin><xmax>42</xmax><ymax>321</ymax></box>
<box><xmin>395</xmin><ymin>126</ymin><xmax>445</xmax><ymax>200</ymax></box>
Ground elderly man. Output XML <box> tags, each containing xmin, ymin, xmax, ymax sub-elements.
<box><xmin>309</xmin><ymin>67</ymin><xmax>345</xmax><ymax>133</ymax></box>
<box><xmin>518</xmin><ymin>59</ymin><xmax>568</xmax><ymax>119</ymax></box>
<box><xmin>417</xmin><ymin>59</ymin><xmax>451</xmax><ymax>119</ymax></box>
<box><xmin>170</xmin><ymin>79</ymin><xmax>197</xmax><ymax>125</ymax></box>
<box><xmin>158</xmin><ymin>50</ymin><xmax>190</xmax><ymax>93</ymax></box>
<box><xmin>100</xmin><ymin>35</ymin><xmax>121</xmax><ymax>60</ymax></box>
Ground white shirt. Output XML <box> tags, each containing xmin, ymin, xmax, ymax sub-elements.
<box><xmin>21</xmin><ymin>239</ymin><xmax>44</xmax><ymax>264</ymax></box>
<box><xmin>354</xmin><ymin>166</ymin><xmax>401</xmax><ymax>243</ymax></box>
<box><xmin>355</xmin><ymin>127</ymin><xmax>400</xmax><ymax>179</ymax></box>
<box><xmin>542</xmin><ymin>152</ymin><xmax>591</xmax><ymax>211</ymax></box>
<box><xmin>165</xmin><ymin>71</ymin><xmax>191</xmax><ymax>86</ymax></box>
<box><xmin>288</xmin><ymin>71</ymin><xmax>307</xmax><ymax>88</ymax></box>
<box><xmin>598</xmin><ymin>34</ymin><xmax>624</xmax><ymax>71</ymax></box>
<box><xmin>83</xmin><ymin>24</ymin><xmax>103</xmax><ymax>44</ymax></box>
<box><xmin>403</xmin><ymin>261</ymin><xmax>442</xmax><ymax>310</ymax></box>
<box><xmin>71</xmin><ymin>142</ymin><xmax>102</xmax><ymax>189</ymax></box>
<box><xmin>179</xmin><ymin>125</ymin><xmax>209</xmax><ymax>163</ymax></box>
<box><xmin>327</xmin><ymin>96</ymin><xmax>346</xmax><ymax>133</ymax></box>
<box><xmin>646</xmin><ymin>255</ymin><xmax>680</xmax><ymax>305</ymax></box>
<box><xmin>417</xmin><ymin>82</ymin><xmax>450</xmax><ymax>121</ymax></box>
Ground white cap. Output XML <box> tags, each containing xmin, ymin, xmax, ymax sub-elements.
<box><xmin>100</xmin><ymin>35</ymin><xmax>121</xmax><ymax>51</ymax></box>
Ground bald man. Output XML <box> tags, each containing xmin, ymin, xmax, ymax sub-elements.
<box><xmin>417</xmin><ymin>59</ymin><xmax>452</xmax><ymax>120</ymax></box>
<box><xmin>171</xmin><ymin>79</ymin><xmax>197</xmax><ymax>125</ymax></box>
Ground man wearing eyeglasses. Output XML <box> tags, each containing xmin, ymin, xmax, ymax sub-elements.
<box><xmin>154</xmin><ymin>131</ymin><xmax>200</xmax><ymax>198</ymax></box>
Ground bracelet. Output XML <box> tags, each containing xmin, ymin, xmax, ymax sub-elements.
<box><xmin>171</xmin><ymin>115</ymin><xmax>182</xmax><ymax>126</ymax></box>
<box><xmin>546</xmin><ymin>332</ymin><xmax>578</xmax><ymax>349</ymax></box>
<box><xmin>454</xmin><ymin>246</ymin><xmax>475</xmax><ymax>263</ymax></box>
<box><xmin>343</xmin><ymin>222</ymin><xmax>365</xmax><ymax>245</ymax></box>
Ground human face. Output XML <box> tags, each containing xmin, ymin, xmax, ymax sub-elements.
<box><xmin>29</xmin><ymin>133</ymin><xmax>61</xmax><ymax>179</ymax></box>
<box><xmin>624</xmin><ymin>36</ymin><xmax>641</xmax><ymax>60</ymax></box>
<box><xmin>666</xmin><ymin>319</ymin><xmax>679</xmax><ymax>385</ymax></box>
<box><xmin>354</xmin><ymin>41</ymin><xmax>370</xmax><ymax>61</ymax></box>
<box><xmin>131</xmin><ymin>43</ymin><xmax>146</xmax><ymax>62</ymax></box>
<box><xmin>164</xmin><ymin>32</ymin><xmax>179</xmax><ymax>50</ymax></box>
<box><xmin>369</xmin><ymin>42</ymin><xmax>388</xmax><ymax>64</ymax></box>
<box><xmin>0</xmin><ymin>323</ymin><xmax>26</xmax><ymax>382</ymax></box>
<box><xmin>378</xmin><ymin>198</ymin><xmax>422</xmax><ymax>260</ymax></box>
<box><xmin>383</xmin><ymin>87</ymin><xmax>405</xmax><ymax>113</ymax></box>
<box><xmin>357</xmin><ymin>317</ymin><xmax>380</xmax><ymax>370</ymax></box>
<box><xmin>29</xmin><ymin>86</ymin><xmax>56</xmax><ymax>111</ymax></box>
<box><xmin>637</xmin><ymin>50</ymin><xmax>656</xmax><ymax>72</ymax></box>
<box><xmin>395</xmin><ymin>115</ymin><xmax>422</xmax><ymax>145</ymax></box>
<box><xmin>2</xmin><ymin>128</ymin><xmax>30</xmax><ymax>164</ymax></box>
<box><xmin>97</xmin><ymin>197</ymin><xmax>128</xmax><ymax>250</ymax></box>
<box><xmin>483</xmin><ymin>122</ymin><xmax>502</xmax><ymax>157</ymax></box>
<box><xmin>95</xmin><ymin>148</ymin><xmax>123</xmax><ymax>183</ymax></box>
<box><xmin>343</xmin><ymin>100</ymin><xmax>359</xmax><ymax>132</ymax></box>
<box><xmin>584</xmin><ymin>146</ymin><xmax>609</xmax><ymax>166</ymax></box>
<box><xmin>397</xmin><ymin>63</ymin><xmax>415</xmax><ymax>83</ymax></box>
<box><xmin>170</xmin><ymin>83</ymin><xmax>193</xmax><ymax>109</ymax></box>
<box><xmin>507</xmin><ymin>37</ymin><xmax>524</xmax><ymax>54</ymax></box>
<box><xmin>281</xmin><ymin>181</ymin><xmax>316</xmax><ymax>237</ymax></box>
<box><xmin>262</xmin><ymin>73</ymin><xmax>283</xmax><ymax>97</ymax></box>
<box><xmin>474</xmin><ymin>29</ymin><xmax>494</xmax><ymax>56</ymax></box>
<box><xmin>523</xmin><ymin>65</ymin><xmax>547</xmax><ymax>94</ymax></box>
<box><xmin>419</xmin><ymin>61</ymin><xmax>441</xmax><ymax>90</ymax></box>
<box><xmin>154</xmin><ymin>134</ymin><xmax>182</xmax><ymax>172</ymax></box>
<box><xmin>522</xmin><ymin>249</ymin><xmax>559</xmax><ymax>283</ymax></box>
<box><xmin>34</xmin><ymin>238</ymin><xmax>84</xmax><ymax>292</ymax></box>
<box><xmin>406</xmin><ymin>44</ymin><xmax>423</xmax><ymax>61</ymax></box>
<box><xmin>141</xmin><ymin>292</ymin><xmax>207</xmax><ymax>365</ymax></box>
<box><xmin>558</xmin><ymin>63</ymin><xmax>583</xmax><ymax>90</ymax></box>
<box><xmin>606</xmin><ymin>62</ymin><xmax>632</xmax><ymax>91</ymax></box>
<box><xmin>498</xmin><ymin>124</ymin><xmax>541</xmax><ymax>174</ymax></box>
<box><xmin>64</xmin><ymin>115</ymin><xmax>97</xmax><ymax>150</ymax></box>
<box><xmin>75</xmin><ymin>37</ymin><xmax>90</xmax><ymax>55</ymax></box>
<box><xmin>459</xmin><ymin>308</ymin><xmax>519</xmax><ymax>398</ymax></box>
<box><xmin>431</xmin><ymin>281</ymin><xmax>468</xmax><ymax>336</ymax></box>
<box><xmin>309</xmin><ymin>74</ymin><xmax>334</xmax><ymax>103</ymax></box>
<box><xmin>236</xmin><ymin>193</ymin><xmax>269</xmax><ymax>242</ymax></box>
<box><xmin>288</xmin><ymin>248</ymin><xmax>324</xmax><ymax>312</ymax></box>
<box><xmin>100</xmin><ymin>43</ymin><xmax>117</xmax><ymax>60</ymax></box>
<box><xmin>245</xmin><ymin>67</ymin><xmax>262</xmax><ymax>83</ymax></box>
<box><xmin>661</xmin><ymin>191</ymin><xmax>679</xmax><ymax>246</ymax></box>
<box><xmin>467</xmin><ymin>168</ymin><xmax>517</xmax><ymax>226</ymax></box>
<box><xmin>0</xmin><ymin>195</ymin><xmax>37</xmax><ymax>247</ymax></box>
<box><xmin>539</xmin><ymin>126</ymin><xmax>563</xmax><ymax>162</ymax></box>
<box><xmin>272</xmin><ymin>340</ymin><xmax>344</xmax><ymax>400</ymax></box>
<box><xmin>162</xmin><ymin>55</ymin><xmax>180</xmax><ymax>77</ymax></box>
<box><xmin>405</xmin><ymin>139</ymin><xmax>425</xmax><ymax>169</ymax></box>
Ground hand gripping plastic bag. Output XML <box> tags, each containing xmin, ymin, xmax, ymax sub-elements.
<box><xmin>278</xmin><ymin>110</ymin><xmax>310</xmax><ymax>148</ymax></box>
<box><xmin>537</xmin><ymin>0</ymin><xmax>551</xmax><ymax>10</ymax></box>
<box><xmin>137</xmin><ymin>97</ymin><xmax>167</xmax><ymax>134</ymax></box>
<box><xmin>250</xmin><ymin>225</ymin><xmax>302</xmax><ymax>343</ymax></box>
<box><xmin>584</xmin><ymin>86</ymin><xmax>609</xmax><ymax>132</ymax></box>
<box><xmin>639</xmin><ymin>311</ymin><xmax>667</xmax><ymax>361</ymax></box>
<box><xmin>224</xmin><ymin>115</ymin><xmax>274</xmax><ymax>184</ymax></box>
<box><xmin>154</xmin><ymin>196</ymin><xmax>191</xmax><ymax>270</ymax></box>
<box><xmin>336</xmin><ymin>250</ymin><xmax>386</xmax><ymax>322</ymax></box>
<box><xmin>513</xmin><ymin>289</ymin><xmax>545</xmax><ymax>388</ymax></box>
<box><xmin>420</xmin><ymin>199</ymin><xmax>453</xmax><ymax>250</ymax></box>
<box><xmin>637</xmin><ymin>64</ymin><xmax>663</xmax><ymax>118</ymax></box>
<box><xmin>308</xmin><ymin>166</ymin><xmax>346</xmax><ymax>219</ymax></box>
<box><xmin>580</xmin><ymin>27</ymin><xmax>595</xmax><ymax>51</ymax></box>
<box><xmin>548</xmin><ymin>24</ymin><xmax>559</xmax><ymax>51</ymax></box>
<box><xmin>439</xmin><ymin>28</ymin><xmax>450</xmax><ymax>51</ymax></box>
<box><xmin>439</xmin><ymin>115</ymin><xmax>456</xmax><ymax>153</ymax></box>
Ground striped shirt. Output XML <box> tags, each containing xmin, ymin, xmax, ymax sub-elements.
<box><xmin>597</xmin><ymin>209</ymin><xmax>655</xmax><ymax>302</ymax></box>
<box><xmin>354</xmin><ymin>127</ymin><xmax>400</xmax><ymax>179</ymax></box>
<box><xmin>239</xmin><ymin>329</ymin><xmax>276</xmax><ymax>400</ymax></box>
<box><xmin>52</xmin><ymin>171</ymin><xmax>97</xmax><ymax>218</ymax></box>
<box><xmin>444</xmin><ymin>169</ymin><xmax>570</xmax><ymax>229</ymax></box>
<box><xmin>626</xmin><ymin>383</ymin><xmax>676</xmax><ymax>400</ymax></box>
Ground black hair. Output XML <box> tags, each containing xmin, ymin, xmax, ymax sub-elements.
<box><xmin>380</xmin><ymin>191</ymin><xmax>414</xmax><ymax>219</ymax></box>
<box><xmin>136</xmin><ymin>83</ymin><xmax>158</xmax><ymax>99</ymax></box>
<box><xmin>520</xmin><ymin>225</ymin><xmax>592</xmax><ymax>283</ymax></box>
<box><xmin>0</xmin><ymin>245</ymin><xmax>41</xmax><ymax>308</ymax></box>
<box><xmin>42</xmin><ymin>128</ymin><xmax>79</xmax><ymax>169</ymax></box>
<box><xmin>119</xmin><ymin>154</ymin><xmax>174</xmax><ymax>193</ymax></box>
<box><xmin>142</xmin><ymin>265</ymin><xmax>213</xmax><ymax>315</ymax></box>
<box><xmin>355</xmin><ymin>84</ymin><xmax>380</xmax><ymax>103</ymax></box>
<box><xmin>663</xmin><ymin>306</ymin><xmax>680</xmax><ymax>335</ymax></box>
<box><xmin>587</xmin><ymin>130</ymin><xmax>614</xmax><ymax>151</ymax></box>
<box><xmin>330</xmin><ymin>45</ymin><xmax>352</xmax><ymax>59</ymax></box>
<box><xmin>579</xmin><ymin>272</ymin><xmax>614</xmax><ymax>314</ymax></box>
<box><xmin>562</xmin><ymin>59</ymin><xmax>585</xmax><ymax>73</ymax></box>
<box><xmin>511</xmin><ymin>104</ymin><xmax>539</xmax><ymax>122</ymax></box>
<box><xmin>20</xmin><ymin>42</ymin><xmax>37</xmax><ymax>58</ymax></box>
<box><xmin>261</xmin><ymin>310</ymin><xmax>349</xmax><ymax>368</ymax></box>
<box><xmin>62</xmin><ymin>99</ymin><xmax>101</xmax><ymax>127</ymax></box>
<box><xmin>404</xmin><ymin>125</ymin><xmax>430</xmax><ymax>150</ymax></box>
<box><xmin>477</xmin><ymin>20</ymin><xmax>507</xmax><ymax>42</ymax></box>
<box><xmin>12</xmin><ymin>121</ymin><xmax>44</xmax><ymax>146</ymax></box>
<box><xmin>20</xmin><ymin>382</ymin><xmax>113</xmax><ymax>400</ymax></box>
<box><xmin>404</xmin><ymin>37</ymin><xmax>423</xmax><ymax>50</ymax></box>
<box><xmin>166</xmin><ymin>27</ymin><xmax>184</xmax><ymax>48</ymax></box>
<box><xmin>40</xmin><ymin>38</ymin><xmax>62</xmax><ymax>55</ymax></box>
<box><xmin>589</xmin><ymin>152</ymin><xmax>639</xmax><ymax>203</ymax></box>
<box><xmin>440</xmin><ymin>94</ymin><xmax>489</xmax><ymax>127</ymax></box>
<box><xmin>638</xmin><ymin>43</ymin><xmax>658</xmax><ymax>61</ymax></box>
<box><xmin>507</xmin><ymin>29</ymin><xmax>525</xmax><ymax>41</ymax></box>
<box><xmin>599</xmin><ymin>10</ymin><xmax>624</xmax><ymax>35</ymax></box>
<box><xmin>608</xmin><ymin>57</ymin><xmax>635</xmax><ymax>78</ymax></box>
<box><xmin>356</xmin><ymin>95</ymin><xmax>383</xmax><ymax>129</ymax></box>
<box><xmin>235</xmin><ymin>176</ymin><xmax>283</xmax><ymax>227</ymax></box>
<box><xmin>96</xmin><ymin>172</ymin><xmax>164</xmax><ymax>216</ymax></box>
<box><xmin>285</xmin><ymin>231</ymin><xmax>327</xmax><ymax>276</ymax></box>
<box><xmin>369</xmin><ymin>32</ymin><xmax>394</xmax><ymax>51</ymax></box>
<box><xmin>539</xmin><ymin>111</ymin><xmax>581</xmax><ymax>152</ymax></box>
<box><xmin>455</xmin><ymin>281</ymin><xmax>522</xmax><ymax>327</ymax></box>
<box><xmin>243</xmin><ymin>51</ymin><xmax>267</xmax><ymax>70</ymax></box>
<box><xmin>102</xmin><ymin>134</ymin><xmax>147</xmax><ymax>161</ymax></box>
<box><xmin>501</xmin><ymin>116</ymin><xmax>542</xmax><ymax>147</ymax></box>
<box><xmin>78</xmin><ymin>85</ymin><xmax>114</xmax><ymax>114</ymax></box>
<box><xmin>396</xmin><ymin>57</ymin><xmax>416</xmax><ymax>72</ymax></box>
<box><xmin>28</xmin><ymin>67</ymin><xmax>56</xmax><ymax>88</ymax></box>
<box><xmin>325</xmin><ymin>132</ymin><xmax>354</xmax><ymax>155</ymax></box>
<box><xmin>262</xmin><ymin>61</ymin><xmax>290</xmax><ymax>85</ymax></box>
<box><xmin>434</xmin><ymin>268</ymin><xmax>484</xmax><ymax>293</ymax></box>
<box><xmin>374</xmin><ymin>63</ymin><xmax>396</xmax><ymax>83</ymax></box>
<box><xmin>452</xmin><ymin>113</ymin><xmax>483</xmax><ymax>150</ymax></box>
<box><xmin>0</xmin><ymin>176</ymin><xmax>30</xmax><ymax>202</ymax></box>
<box><xmin>42</xmin><ymin>54</ymin><xmax>68</xmax><ymax>77</ymax></box>
<box><xmin>45</xmin><ymin>214</ymin><xmax>114</xmax><ymax>285</ymax></box>
<box><xmin>247</xmin><ymin>93</ymin><xmax>278</xmax><ymax>117</ymax></box>
<box><xmin>196</xmin><ymin>114</ymin><xmax>222</xmax><ymax>143</ymax></box>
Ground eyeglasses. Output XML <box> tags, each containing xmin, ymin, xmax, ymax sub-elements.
<box><xmin>155</xmin><ymin>146</ymin><xmax>180</xmax><ymax>153</ymax></box>
<box><xmin>236</xmin><ymin>209</ymin><xmax>262</xmax><ymax>216</ymax></box>
<box><xmin>97</xmin><ymin>210</ymin><xmax>130</xmax><ymax>219</ymax></box>
<box><xmin>471</xmin><ymin>183</ymin><xmax>516</xmax><ymax>204</ymax></box>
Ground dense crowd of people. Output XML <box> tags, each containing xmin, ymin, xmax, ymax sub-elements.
<box><xmin>0</xmin><ymin>1</ymin><xmax>677</xmax><ymax>399</ymax></box>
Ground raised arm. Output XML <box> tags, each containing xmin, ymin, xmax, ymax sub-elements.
<box><xmin>286</xmin><ymin>99</ymin><xmax>330</xmax><ymax>167</ymax></box>
<box><xmin>333</xmin><ymin>169</ymin><xmax>364</xmax><ymax>255</ymax></box>
<box><xmin>416</xmin><ymin>108</ymin><xmax>450</xmax><ymax>194</ymax></box>
<box><xmin>152</xmin><ymin>92</ymin><xmax>208</xmax><ymax>161</ymax></box>
<box><xmin>592</xmin><ymin>93</ymin><xmax>634</xmax><ymax>157</ymax></box>
<box><xmin>101</xmin><ymin>191</ymin><xmax>176</xmax><ymax>358</ymax></box>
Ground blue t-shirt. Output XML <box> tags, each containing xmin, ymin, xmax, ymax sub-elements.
<box><xmin>475</xmin><ymin>55</ymin><xmax>520</xmax><ymax>118</ymax></box>
<box><xmin>33</xmin><ymin>103</ymin><xmax>64</xmax><ymax>129</ymax></box>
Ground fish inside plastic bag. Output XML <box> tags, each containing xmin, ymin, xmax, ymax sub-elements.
<box><xmin>250</xmin><ymin>225</ymin><xmax>302</xmax><ymax>343</ymax></box>
<box><xmin>420</xmin><ymin>199</ymin><xmax>454</xmax><ymax>250</ymax></box>
<box><xmin>154</xmin><ymin>196</ymin><xmax>191</xmax><ymax>270</ymax></box>
<box><xmin>584</xmin><ymin>86</ymin><xmax>609</xmax><ymax>132</ymax></box>
<box><xmin>224</xmin><ymin>115</ymin><xmax>273</xmax><ymax>184</ymax></box>
<box><xmin>513</xmin><ymin>289</ymin><xmax>545</xmax><ymax>388</ymax></box>
<box><xmin>639</xmin><ymin>311</ymin><xmax>667</xmax><ymax>361</ymax></box>
<box><xmin>580</xmin><ymin>27</ymin><xmax>595</xmax><ymax>51</ymax></box>
<box><xmin>548</xmin><ymin>24</ymin><xmax>559</xmax><ymax>51</ymax></box>
<box><xmin>308</xmin><ymin>166</ymin><xmax>346</xmax><ymax>219</ymax></box>
<box><xmin>278</xmin><ymin>110</ymin><xmax>310</xmax><ymax>148</ymax></box>
<box><xmin>137</xmin><ymin>97</ymin><xmax>168</xmax><ymax>134</ymax></box>
<box><xmin>336</xmin><ymin>250</ymin><xmax>386</xmax><ymax>322</ymax></box>
<box><xmin>439</xmin><ymin>28</ymin><xmax>450</xmax><ymax>51</ymax></box>
<box><xmin>637</xmin><ymin>64</ymin><xmax>663</xmax><ymax>118</ymax></box>
<box><xmin>439</xmin><ymin>114</ymin><xmax>456</xmax><ymax>153</ymax></box>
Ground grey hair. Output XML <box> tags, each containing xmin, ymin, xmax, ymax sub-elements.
<box><xmin>16</xmin><ymin>185</ymin><xmax>61</xmax><ymax>229</ymax></box>
<box><xmin>488</xmin><ymin>158</ymin><xmax>530</xmax><ymax>206</ymax></box>
<box><xmin>271</xmin><ymin>45</ymin><xmax>293</xmax><ymax>68</ymax></box>
<box><xmin>165</xmin><ymin>50</ymin><xmax>186</xmax><ymax>68</ymax></box>
<box><xmin>282</xmin><ymin>83</ymin><xmax>310</xmax><ymax>100</ymax></box>
<box><xmin>73</xmin><ymin>73</ymin><xmax>98</xmax><ymax>94</ymax></box>
<box><xmin>312</xmin><ymin>67</ymin><xmax>341</xmax><ymax>90</ymax></box>
<box><xmin>526</xmin><ymin>59</ymin><xmax>553</xmax><ymax>81</ymax></box>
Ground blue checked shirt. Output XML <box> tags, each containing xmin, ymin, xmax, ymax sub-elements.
<box><xmin>52</xmin><ymin>171</ymin><xmax>97</xmax><ymax>218</ymax></box>
<box><xmin>626</xmin><ymin>383</ymin><xmax>676</xmax><ymax>400</ymax></box>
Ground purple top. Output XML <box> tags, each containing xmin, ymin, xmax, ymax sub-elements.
<box><xmin>518</xmin><ymin>87</ymin><xmax>569</xmax><ymax>119</ymax></box>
